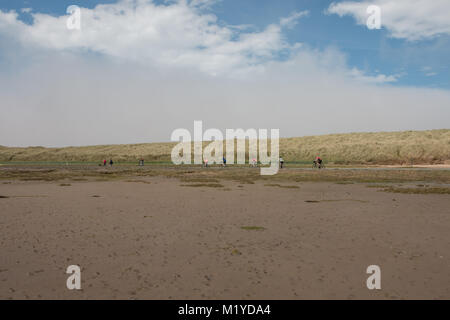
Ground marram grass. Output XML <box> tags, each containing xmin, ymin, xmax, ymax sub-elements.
<box><xmin>1</xmin><ymin>129</ymin><xmax>449</xmax><ymax>165</ymax></box>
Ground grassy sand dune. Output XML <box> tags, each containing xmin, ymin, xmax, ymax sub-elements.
<box><xmin>1</xmin><ymin>129</ymin><xmax>449</xmax><ymax>165</ymax></box>
<box><xmin>281</xmin><ymin>129</ymin><xmax>450</xmax><ymax>165</ymax></box>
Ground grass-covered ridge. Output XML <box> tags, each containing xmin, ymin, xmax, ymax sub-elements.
<box><xmin>1</xmin><ymin>129</ymin><xmax>449</xmax><ymax>165</ymax></box>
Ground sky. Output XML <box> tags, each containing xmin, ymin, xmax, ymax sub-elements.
<box><xmin>0</xmin><ymin>0</ymin><xmax>449</xmax><ymax>147</ymax></box>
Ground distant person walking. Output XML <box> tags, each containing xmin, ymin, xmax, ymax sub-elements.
<box><xmin>222</xmin><ymin>157</ymin><xmax>226</xmax><ymax>167</ymax></box>
<box><xmin>103</xmin><ymin>159</ymin><xmax>107</xmax><ymax>166</ymax></box>
<box><xmin>280</xmin><ymin>157</ymin><xmax>284</xmax><ymax>169</ymax></box>
<box><xmin>204</xmin><ymin>159</ymin><xmax>208</xmax><ymax>167</ymax></box>
<box><xmin>109</xmin><ymin>159</ymin><xmax>114</xmax><ymax>167</ymax></box>
<box><xmin>279</xmin><ymin>157</ymin><xmax>284</xmax><ymax>169</ymax></box>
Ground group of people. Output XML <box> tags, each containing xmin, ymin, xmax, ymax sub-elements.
<box><xmin>102</xmin><ymin>159</ymin><xmax>114</xmax><ymax>166</ymax></box>
<box><xmin>100</xmin><ymin>156</ymin><xmax>323</xmax><ymax>168</ymax></box>
<box><xmin>203</xmin><ymin>157</ymin><xmax>227</xmax><ymax>167</ymax></box>
<box><xmin>201</xmin><ymin>157</ymin><xmax>288</xmax><ymax>168</ymax></box>
<box><xmin>101</xmin><ymin>159</ymin><xmax>145</xmax><ymax>166</ymax></box>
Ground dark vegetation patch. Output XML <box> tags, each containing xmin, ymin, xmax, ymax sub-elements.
<box><xmin>241</xmin><ymin>226</ymin><xmax>265</xmax><ymax>231</ymax></box>
<box><xmin>305</xmin><ymin>199</ymin><xmax>369</xmax><ymax>203</ymax></box>
<box><xmin>380</xmin><ymin>187</ymin><xmax>450</xmax><ymax>194</ymax></box>
<box><xmin>180</xmin><ymin>183</ymin><xmax>225</xmax><ymax>188</ymax></box>
<box><xmin>231</xmin><ymin>249</ymin><xmax>242</xmax><ymax>255</ymax></box>
<box><xmin>264</xmin><ymin>183</ymin><xmax>299</xmax><ymax>189</ymax></box>
<box><xmin>180</xmin><ymin>177</ymin><xmax>219</xmax><ymax>183</ymax></box>
<box><xmin>125</xmin><ymin>180</ymin><xmax>151</xmax><ymax>184</ymax></box>
<box><xmin>366</xmin><ymin>184</ymin><xmax>392</xmax><ymax>188</ymax></box>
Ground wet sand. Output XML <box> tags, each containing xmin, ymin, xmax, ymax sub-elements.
<box><xmin>1</xmin><ymin>176</ymin><xmax>449</xmax><ymax>299</ymax></box>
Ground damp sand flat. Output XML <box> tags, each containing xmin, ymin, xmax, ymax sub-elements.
<box><xmin>0</xmin><ymin>177</ymin><xmax>449</xmax><ymax>299</ymax></box>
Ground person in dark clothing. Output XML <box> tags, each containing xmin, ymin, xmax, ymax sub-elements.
<box><xmin>279</xmin><ymin>157</ymin><xmax>284</xmax><ymax>169</ymax></box>
<box><xmin>109</xmin><ymin>159</ymin><xmax>114</xmax><ymax>167</ymax></box>
<box><xmin>316</xmin><ymin>156</ymin><xmax>323</xmax><ymax>169</ymax></box>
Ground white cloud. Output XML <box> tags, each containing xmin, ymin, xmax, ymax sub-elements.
<box><xmin>327</xmin><ymin>0</ymin><xmax>450</xmax><ymax>41</ymax></box>
<box><xmin>0</xmin><ymin>0</ymin><xmax>308</xmax><ymax>77</ymax></box>
<box><xmin>1</xmin><ymin>51</ymin><xmax>449</xmax><ymax>147</ymax></box>
<box><xmin>348</xmin><ymin>68</ymin><xmax>399</xmax><ymax>84</ymax></box>
<box><xmin>420</xmin><ymin>66</ymin><xmax>438</xmax><ymax>77</ymax></box>
<box><xmin>0</xmin><ymin>0</ymin><xmax>395</xmax><ymax>82</ymax></box>
<box><xmin>280</xmin><ymin>10</ymin><xmax>309</xmax><ymax>29</ymax></box>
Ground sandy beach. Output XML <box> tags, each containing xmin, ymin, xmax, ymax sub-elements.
<box><xmin>1</xmin><ymin>167</ymin><xmax>449</xmax><ymax>299</ymax></box>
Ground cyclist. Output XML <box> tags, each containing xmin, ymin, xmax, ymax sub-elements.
<box><xmin>316</xmin><ymin>156</ymin><xmax>323</xmax><ymax>169</ymax></box>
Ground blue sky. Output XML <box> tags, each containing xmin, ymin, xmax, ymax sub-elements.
<box><xmin>1</xmin><ymin>0</ymin><xmax>449</xmax><ymax>89</ymax></box>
